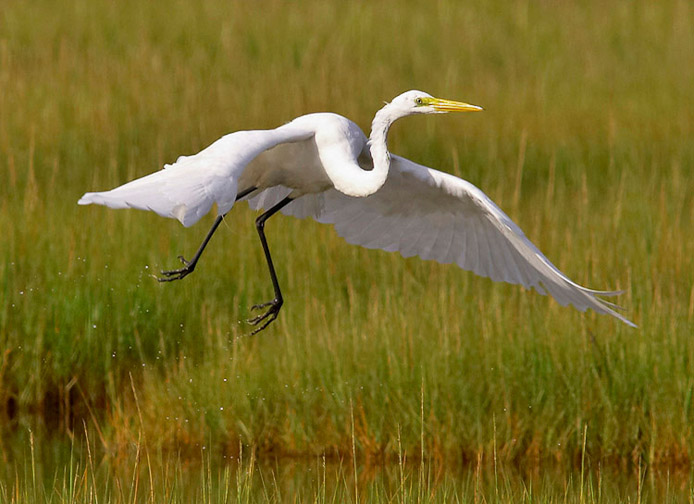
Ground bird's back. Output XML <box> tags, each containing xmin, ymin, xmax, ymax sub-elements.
<box><xmin>239</xmin><ymin>112</ymin><xmax>370</xmax><ymax>197</ymax></box>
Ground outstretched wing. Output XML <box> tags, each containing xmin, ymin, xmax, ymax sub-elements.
<box><xmin>78</xmin><ymin>121</ymin><xmax>315</xmax><ymax>227</ymax></box>
<box><xmin>256</xmin><ymin>155</ymin><xmax>635</xmax><ymax>327</ymax></box>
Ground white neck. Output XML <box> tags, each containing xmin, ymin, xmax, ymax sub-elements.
<box><xmin>368</xmin><ymin>106</ymin><xmax>393</xmax><ymax>184</ymax></box>
<box><xmin>321</xmin><ymin>103</ymin><xmax>400</xmax><ymax>198</ymax></box>
<box><xmin>344</xmin><ymin>104</ymin><xmax>398</xmax><ymax>197</ymax></box>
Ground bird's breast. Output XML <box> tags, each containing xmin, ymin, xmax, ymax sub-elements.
<box><xmin>239</xmin><ymin>137</ymin><xmax>333</xmax><ymax>195</ymax></box>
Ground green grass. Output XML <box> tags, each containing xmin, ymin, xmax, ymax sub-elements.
<box><xmin>2</xmin><ymin>429</ymin><xmax>693</xmax><ymax>503</ymax></box>
<box><xmin>1</xmin><ymin>0</ymin><xmax>694</xmax><ymax>481</ymax></box>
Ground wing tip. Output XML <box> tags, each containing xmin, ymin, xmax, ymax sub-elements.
<box><xmin>605</xmin><ymin>308</ymin><xmax>638</xmax><ymax>328</ymax></box>
<box><xmin>585</xmin><ymin>292</ymin><xmax>637</xmax><ymax>328</ymax></box>
<box><xmin>77</xmin><ymin>193</ymin><xmax>95</xmax><ymax>205</ymax></box>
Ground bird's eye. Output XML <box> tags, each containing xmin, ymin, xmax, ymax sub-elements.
<box><xmin>415</xmin><ymin>97</ymin><xmax>423</xmax><ymax>105</ymax></box>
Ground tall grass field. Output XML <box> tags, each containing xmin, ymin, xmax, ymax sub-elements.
<box><xmin>1</xmin><ymin>0</ymin><xmax>694</xmax><ymax>500</ymax></box>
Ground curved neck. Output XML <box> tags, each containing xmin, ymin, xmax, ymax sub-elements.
<box><xmin>323</xmin><ymin>104</ymin><xmax>397</xmax><ymax>198</ymax></box>
<box><xmin>361</xmin><ymin>105</ymin><xmax>396</xmax><ymax>195</ymax></box>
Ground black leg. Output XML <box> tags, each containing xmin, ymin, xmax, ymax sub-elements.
<box><xmin>157</xmin><ymin>186</ymin><xmax>257</xmax><ymax>282</ymax></box>
<box><xmin>247</xmin><ymin>196</ymin><xmax>293</xmax><ymax>334</ymax></box>
<box><xmin>157</xmin><ymin>215</ymin><xmax>224</xmax><ymax>282</ymax></box>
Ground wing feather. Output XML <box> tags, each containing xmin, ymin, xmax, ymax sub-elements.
<box><xmin>399</xmin><ymin>217</ymin><xmax>428</xmax><ymax>258</ymax></box>
<box><xmin>466</xmin><ymin>216</ymin><xmax>481</xmax><ymax>277</ymax></box>
<box><xmin>252</xmin><ymin>154</ymin><xmax>635</xmax><ymax>327</ymax></box>
<box><xmin>79</xmin><ymin>123</ymin><xmax>315</xmax><ymax>227</ymax></box>
<box><xmin>437</xmin><ymin>215</ymin><xmax>456</xmax><ymax>264</ymax></box>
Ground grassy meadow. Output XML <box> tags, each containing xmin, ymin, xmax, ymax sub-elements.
<box><xmin>2</xmin><ymin>0</ymin><xmax>694</xmax><ymax>499</ymax></box>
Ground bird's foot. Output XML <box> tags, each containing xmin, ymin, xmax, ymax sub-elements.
<box><xmin>157</xmin><ymin>255</ymin><xmax>195</xmax><ymax>282</ymax></box>
<box><xmin>247</xmin><ymin>298</ymin><xmax>283</xmax><ymax>335</ymax></box>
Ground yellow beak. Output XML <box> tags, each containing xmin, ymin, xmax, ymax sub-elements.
<box><xmin>430</xmin><ymin>97</ymin><xmax>483</xmax><ymax>113</ymax></box>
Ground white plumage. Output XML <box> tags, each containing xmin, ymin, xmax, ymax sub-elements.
<box><xmin>79</xmin><ymin>90</ymin><xmax>635</xmax><ymax>331</ymax></box>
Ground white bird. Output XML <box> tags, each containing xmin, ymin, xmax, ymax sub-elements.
<box><xmin>79</xmin><ymin>90</ymin><xmax>635</xmax><ymax>333</ymax></box>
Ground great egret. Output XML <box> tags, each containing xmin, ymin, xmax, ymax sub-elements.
<box><xmin>79</xmin><ymin>90</ymin><xmax>635</xmax><ymax>332</ymax></box>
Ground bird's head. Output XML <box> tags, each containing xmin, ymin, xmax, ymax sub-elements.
<box><xmin>387</xmin><ymin>90</ymin><xmax>483</xmax><ymax>118</ymax></box>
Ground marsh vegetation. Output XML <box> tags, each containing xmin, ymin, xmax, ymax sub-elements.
<box><xmin>1</xmin><ymin>0</ymin><xmax>693</xmax><ymax>500</ymax></box>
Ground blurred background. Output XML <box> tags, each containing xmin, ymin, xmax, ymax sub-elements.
<box><xmin>1</xmin><ymin>0</ymin><xmax>693</xmax><ymax>501</ymax></box>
